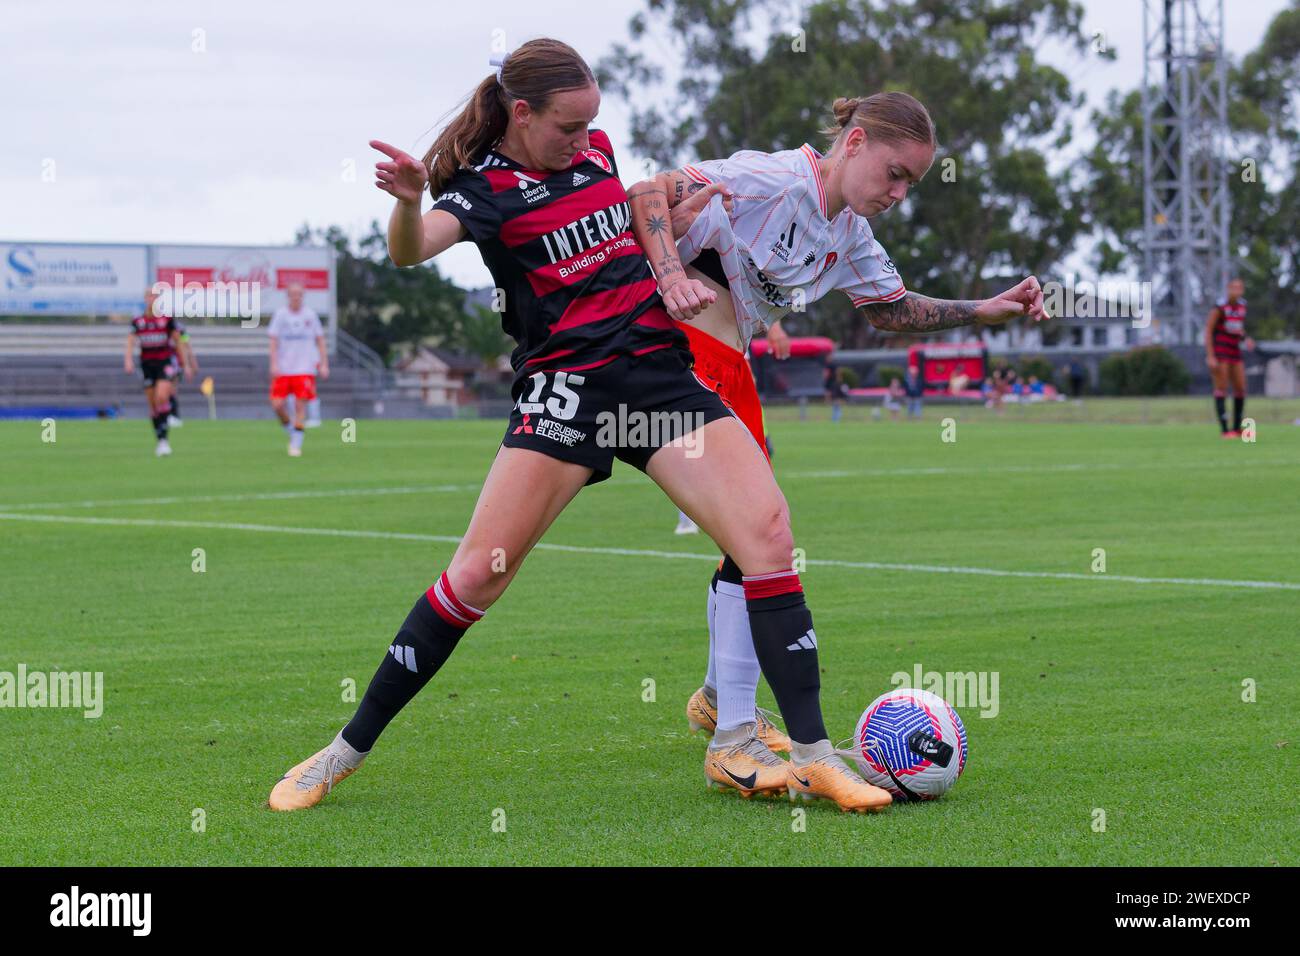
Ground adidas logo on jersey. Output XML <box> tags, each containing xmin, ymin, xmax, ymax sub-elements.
<box><xmin>572</xmin><ymin>171</ymin><xmax>590</xmax><ymax>186</ymax></box>
<box><xmin>786</xmin><ymin>630</ymin><xmax>818</xmax><ymax>651</ymax></box>
<box><xmin>388</xmin><ymin>643</ymin><xmax>418</xmax><ymax>673</ymax></box>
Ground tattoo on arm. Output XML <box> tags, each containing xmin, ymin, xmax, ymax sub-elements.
<box><xmin>674</xmin><ymin>180</ymin><xmax>683</xmax><ymax>201</ymax></box>
<box><xmin>864</xmin><ymin>292</ymin><xmax>981</xmax><ymax>333</ymax></box>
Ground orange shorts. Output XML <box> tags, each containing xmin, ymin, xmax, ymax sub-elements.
<box><xmin>678</xmin><ymin>321</ymin><xmax>767</xmax><ymax>458</ymax></box>
<box><xmin>270</xmin><ymin>374</ymin><xmax>317</xmax><ymax>401</ymax></box>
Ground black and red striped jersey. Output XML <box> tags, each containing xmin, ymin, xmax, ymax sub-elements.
<box><xmin>131</xmin><ymin>313</ymin><xmax>178</xmax><ymax>362</ymax></box>
<box><xmin>430</xmin><ymin>129</ymin><xmax>683</xmax><ymax>375</ymax></box>
<box><xmin>1212</xmin><ymin>298</ymin><xmax>1246</xmax><ymax>359</ymax></box>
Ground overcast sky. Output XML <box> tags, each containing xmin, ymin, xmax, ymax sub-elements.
<box><xmin>1</xmin><ymin>0</ymin><xmax>1289</xmax><ymax>289</ymax></box>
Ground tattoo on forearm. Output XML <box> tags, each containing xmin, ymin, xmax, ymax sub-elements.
<box><xmin>687</xmin><ymin>182</ymin><xmax>704</xmax><ymax>194</ymax></box>
<box><xmin>674</xmin><ymin>180</ymin><xmax>683</xmax><ymax>201</ymax></box>
<box><xmin>865</xmin><ymin>292</ymin><xmax>981</xmax><ymax>333</ymax></box>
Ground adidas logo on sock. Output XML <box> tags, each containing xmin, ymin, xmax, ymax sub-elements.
<box><xmin>388</xmin><ymin>643</ymin><xmax>418</xmax><ymax>673</ymax></box>
<box><xmin>572</xmin><ymin>171</ymin><xmax>590</xmax><ymax>185</ymax></box>
<box><xmin>786</xmin><ymin>629</ymin><xmax>818</xmax><ymax>651</ymax></box>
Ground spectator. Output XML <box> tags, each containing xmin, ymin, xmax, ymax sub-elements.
<box><xmin>884</xmin><ymin>376</ymin><xmax>904</xmax><ymax>420</ymax></box>
<box><xmin>904</xmin><ymin>364</ymin><xmax>924</xmax><ymax>418</ymax></box>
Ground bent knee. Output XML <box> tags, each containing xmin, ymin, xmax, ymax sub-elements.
<box><xmin>734</xmin><ymin>507</ymin><xmax>795</xmax><ymax>573</ymax></box>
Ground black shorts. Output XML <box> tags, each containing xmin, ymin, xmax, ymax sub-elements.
<box><xmin>501</xmin><ymin>346</ymin><xmax>733</xmax><ymax>485</ymax></box>
<box><xmin>141</xmin><ymin>359</ymin><xmax>175</xmax><ymax>388</ymax></box>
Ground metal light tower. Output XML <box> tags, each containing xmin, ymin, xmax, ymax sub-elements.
<box><xmin>1141</xmin><ymin>0</ymin><xmax>1231</xmax><ymax>345</ymax></box>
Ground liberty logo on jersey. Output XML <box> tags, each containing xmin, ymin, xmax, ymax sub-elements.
<box><xmin>514</xmin><ymin>172</ymin><xmax>550</xmax><ymax>205</ymax></box>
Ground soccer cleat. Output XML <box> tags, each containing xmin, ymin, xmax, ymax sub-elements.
<box><xmin>1222</xmin><ymin>430</ymin><xmax>1240</xmax><ymax>439</ymax></box>
<box><xmin>268</xmin><ymin>744</ymin><xmax>361</xmax><ymax>811</ymax></box>
<box><xmin>675</xmin><ymin>514</ymin><xmax>700</xmax><ymax>535</ymax></box>
<box><xmin>155</xmin><ymin>439</ymin><xmax>172</xmax><ymax>457</ymax></box>
<box><xmin>704</xmin><ymin>733</ymin><xmax>789</xmax><ymax>798</ymax></box>
<box><xmin>686</xmin><ymin>687</ymin><xmax>718</xmax><ymax>735</ymax></box>
<box><xmin>786</xmin><ymin>754</ymin><xmax>892</xmax><ymax>813</ymax></box>
<box><xmin>754</xmin><ymin>707</ymin><xmax>792</xmax><ymax>755</ymax></box>
<box><xmin>167</xmin><ymin>415</ymin><xmax>183</xmax><ymax>428</ymax></box>
<box><xmin>288</xmin><ymin>444</ymin><xmax>303</xmax><ymax>457</ymax></box>
<box><xmin>686</xmin><ymin>687</ymin><xmax>792</xmax><ymax>754</ymax></box>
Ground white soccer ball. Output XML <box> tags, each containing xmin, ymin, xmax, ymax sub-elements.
<box><xmin>847</xmin><ymin>688</ymin><xmax>968</xmax><ymax>801</ymax></box>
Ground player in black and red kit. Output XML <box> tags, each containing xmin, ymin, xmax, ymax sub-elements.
<box><xmin>124</xmin><ymin>287</ymin><xmax>194</xmax><ymax>456</ymax></box>
<box><xmin>1205</xmin><ymin>277</ymin><xmax>1254</xmax><ymax>438</ymax></box>
<box><xmin>268</xmin><ymin>38</ymin><xmax>911</xmax><ymax>814</ymax></box>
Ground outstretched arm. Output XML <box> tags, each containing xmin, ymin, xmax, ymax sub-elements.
<box><xmin>862</xmin><ymin>277</ymin><xmax>1047</xmax><ymax>333</ymax></box>
<box><xmin>626</xmin><ymin>170</ymin><xmax>733</xmax><ymax>321</ymax></box>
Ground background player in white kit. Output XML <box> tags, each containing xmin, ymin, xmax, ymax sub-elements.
<box><xmin>267</xmin><ymin>283</ymin><xmax>329</xmax><ymax>456</ymax></box>
<box><xmin>629</xmin><ymin>91</ymin><xmax>1046</xmax><ymax>795</ymax></box>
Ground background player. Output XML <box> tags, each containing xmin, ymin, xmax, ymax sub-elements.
<box><xmin>164</xmin><ymin>319</ymin><xmax>198</xmax><ymax>427</ymax></box>
<box><xmin>628</xmin><ymin>91</ymin><xmax>1047</xmax><ymax>797</ymax></box>
<box><xmin>124</xmin><ymin>287</ymin><xmax>193</xmax><ymax>456</ymax></box>
<box><xmin>1205</xmin><ymin>277</ymin><xmax>1254</xmax><ymax>438</ymax></box>
<box><xmin>268</xmin><ymin>283</ymin><xmax>329</xmax><ymax>456</ymax></box>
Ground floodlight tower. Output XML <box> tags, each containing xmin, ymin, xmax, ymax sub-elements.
<box><xmin>1141</xmin><ymin>0</ymin><xmax>1231</xmax><ymax>344</ymax></box>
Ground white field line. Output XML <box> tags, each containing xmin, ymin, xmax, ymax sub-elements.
<box><xmin>1</xmin><ymin>511</ymin><xmax>1297</xmax><ymax>592</ymax></box>
<box><xmin>1</xmin><ymin>457</ymin><xmax>1293</xmax><ymax>512</ymax></box>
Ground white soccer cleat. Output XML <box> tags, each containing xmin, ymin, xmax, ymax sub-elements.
<box><xmin>288</xmin><ymin>444</ymin><xmax>302</xmax><ymax>457</ymax></box>
<box><xmin>155</xmin><ymin>439</ymin><xmax>172</xmax><ymax>457</ymax></box>
<box><xmin>167</xmin><ymin>415</ymin><xmax>183</xmax><ymax>427</ymax></box>
<box><xmin>674</xmin><ymin>513</ymin><xmax>700</xmax><ymax>535</ymax></box>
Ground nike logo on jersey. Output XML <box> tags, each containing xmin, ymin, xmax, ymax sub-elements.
<box><xmin>388</xmin><ymin>643</ymin><xmax>417</xmax><ymax>673</ymax></box>
<box><xmin>786</xmin><ymin>630</ymin><xmax>818</xmax><ymax>651</ymax></box>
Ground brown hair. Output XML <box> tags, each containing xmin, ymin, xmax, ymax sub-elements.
<box><xmin>822</xmin><ymin>91</ymin><xmax>936</xmax><ymax>150</ymax></box>
<box><xmin>423</xmin><ymin>38</ymin><xmax>595</xmax><ymax>196</ymax></box>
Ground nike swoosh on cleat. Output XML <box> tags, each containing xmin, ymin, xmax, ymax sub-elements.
<box><xmin>721</xmin><ymin>766</ymin><xmax>758</xmax><ymax>789</ymax></box>
<box><xmin>791</xmin><ymin>773</ymin><xmax>811</xmax><ymax>788</ymax></box>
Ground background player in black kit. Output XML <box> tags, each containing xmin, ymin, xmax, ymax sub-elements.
<box><xmin>269</xmin><ymin>37</ymin><xmax>906</xmax><ymax>814</ymax></box>
<box><xmin>124</xmin><ymin>287</ymin><xmax>194</xmax><ymax>456</ymax></box>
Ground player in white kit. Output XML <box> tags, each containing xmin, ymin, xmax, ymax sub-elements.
<box><xmin>268</xmin><ymin>283</ymin><xmax>329</xmax><ymax>457</ymax></box>
<box><xmin>628</xmin><ymin>91</ymin><xmax>1047</xmax><ymax>796</ymax></box>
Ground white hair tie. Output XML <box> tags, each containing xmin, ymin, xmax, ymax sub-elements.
<box><xmin>489</xmin><ymin>52</ymin><xmax>509</xmax><ymax>84</ymax></box>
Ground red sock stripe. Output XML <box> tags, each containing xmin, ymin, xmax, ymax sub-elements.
<box><xmin>742</xmin><ymin>569</ymin><xmax>804</xmax><ymax>601</ymax></box>
<box><xmin>425</xmin><ymin>573</ymin><xmax>484</xmax><ymax>628</ymax></box>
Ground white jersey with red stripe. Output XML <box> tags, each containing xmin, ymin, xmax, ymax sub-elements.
<box><xmin>677</xmin><ymin>143</ymin><xmax>906</xmax><ymax>349</ymax></box>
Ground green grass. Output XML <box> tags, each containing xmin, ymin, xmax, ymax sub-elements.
<box><xmin>0</xmin><ymin>410</ymin><xmax>1297</xmax><ymax>866</ymax></box>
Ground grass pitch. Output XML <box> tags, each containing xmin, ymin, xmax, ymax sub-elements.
<box><xmin>1</xmin><ymin>407</ymin><xmax>1297</xmax><ymax>865</ymax></box>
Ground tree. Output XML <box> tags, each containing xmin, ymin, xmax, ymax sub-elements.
<box><xmin>599</xmin><ymin>0</ymin><xmax>1105</xmax><ymax>346</ymax></box>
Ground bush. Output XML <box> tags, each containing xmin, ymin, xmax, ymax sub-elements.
<box><xmin>836</xmin><ymin>366</ymin><xmax>860</xmax><ymax>388</ymax></box>
<box><xmin>875</xmin><ymin>364</ymin><xmax>905</xmax><ymax>387</ymax></box>
<box><xmin>1018</xmin><ymin>355</ymin><xmax>1057</xmax><ymax>386</ymax></box>
<box><xmin>1098</xmin><ymin>346</ymin><xmax>1190</xmax><ymax>395</ymax></box>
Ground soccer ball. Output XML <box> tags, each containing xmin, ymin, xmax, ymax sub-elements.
<box><xmin>846</xmin><ymin>688</ymin><xmax>968</xmax><ymax>801</ymax></box>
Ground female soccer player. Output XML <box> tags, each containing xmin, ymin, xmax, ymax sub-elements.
<box><xmin>124</xmin><ymin>287</ymin><xmax>194</xmax><ymax>456</ymax></box>
<box><xmin>1205</xmin><ymin>277</ymin><xmax>1254</xmax><ymax>438</ymax></box>
<box><xmin>270</xmin><ymin>39</ymin><xmax>917</xmax><ymax>814</ymax></box>
<box><xmin>626</xmin><ymin>92</ymin><xmax>1047</xmax><ymax>797</ymax></box>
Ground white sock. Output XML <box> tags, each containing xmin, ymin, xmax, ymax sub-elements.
<box><xmin>714</xmin><ymin>580</ymin><xmax>761</xmax><ymax>732</ymax></box>
<box><xmin>290</xmin><ymin>427</ymin><xmax>304</xmax><ymax>450</ymax></box>
<box><xmin>282</xmin><ymin>421</ymin><xmax>293</xmax><ymax>435</ymax></box>
<box><xmin>703</xmin><ymin>577</ymin><xmax>718</xmax><ymax>694</ymax></box>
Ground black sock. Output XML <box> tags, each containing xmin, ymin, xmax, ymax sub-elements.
<box><xmin>342</xmin><ymin>576</ymin><xmax>482</xmax><ymax>752</ymax></box>
<box><xmin>152</xmin><ymin>413</ymin><xmax>169</xmax><ymax>440</ymax></box>
<box><xmin>1214</xmin><ymin>396</ymin><xmax>1227</xmax><ymax>432</ymax></box>
<box><xmin>1233</xmin><ymin>396</ymin><xmax>1244</xmax><ymax>432</ymax></box>
<box><xmin>743</xmin><ymin>571</ymin><xmax>827</xmax><ymax>745</ymax></box>
<box><xmin>170</xmin><ymin>396</ymin><xmax>180</xmax><ymax>418</ymax></box>
<box><xmin>718</xmin><ymin>554</ymin><xmax>743</xmax><ymax>585</ymax></box>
